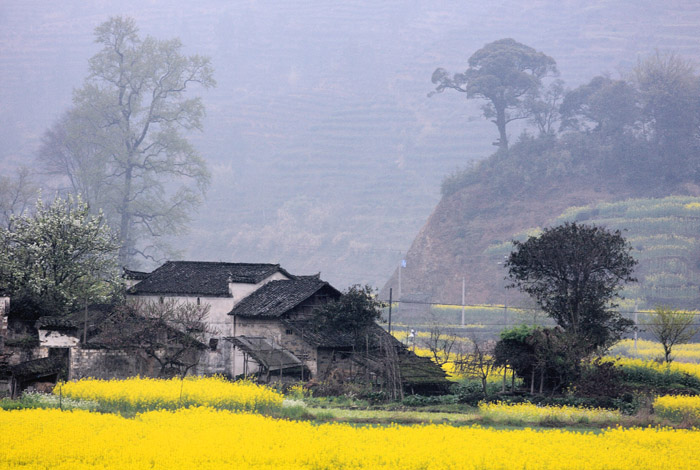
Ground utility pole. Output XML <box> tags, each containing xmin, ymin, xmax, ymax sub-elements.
<box><xmin>398</xmin><ymin>261</ymin><xmax>403</xmax><ymax>299</ymax></box>
<box><xmin>633</xmin><ymin>301</ymin><xmax>639</xmax><ymax>352</ymax></box>
<box><xmin>461</xmin><ymin>277</ymin><xmax>465</xmax><ymax>327</ymax></box>
<box><xmin>388</xmin><ymin>288</ymin><xmax>393</xmax><ymax>334</ymax></box>
<box><xmin>398</xmin><ymin>259</ymin><xmax>404</xmax><ymax>317</ymax></box>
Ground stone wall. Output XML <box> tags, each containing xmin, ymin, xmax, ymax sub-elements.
<box><xmin>195</xmin><ymin>341</ymin><xmax>233</xmax><ymax>377</ymax></box>
<box><xmin>69</xmin><ymin>348</ymin><xmax>144</xmax><ymax>380</ymax></box>
<box><xmin>0</xmin><ymin>297</ymin><xmax>8</xmax><ymax>342</ymax></box>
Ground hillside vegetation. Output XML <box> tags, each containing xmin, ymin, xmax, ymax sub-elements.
<box><xmin>482</xmin><ymin>196</ymin><xmax>700</xmax><ymax>309</ymax></box>
<box><xmin>385</xmin><ymin>49</ymin><xmax>700</xmax><ymax>307</ymax></box>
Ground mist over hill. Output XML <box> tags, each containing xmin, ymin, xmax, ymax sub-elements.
<box><xmin>3</xmin><ymin>1</ymin><xmax>700</xmax><ymax>289</ymax></box>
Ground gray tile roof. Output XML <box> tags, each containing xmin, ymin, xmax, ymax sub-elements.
<box><xmin>123</xmin><ymin>268</ymin><xmax>151</xmax><ymax>281</ymax></box>
<box><xmin>229</xmin><ymin>278</ymin><xmax>340</xmax><ymax>318</ymax></box>
<box><xmin>128</xmin><ymin>261</ymin><xmax>294</xmax><ymax>297</ymax></box>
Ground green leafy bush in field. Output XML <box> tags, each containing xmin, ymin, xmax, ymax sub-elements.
<box><xmin>617</xmin><ymin>358</ymin><xmax>700</xmax><ymax>391</ymax></box>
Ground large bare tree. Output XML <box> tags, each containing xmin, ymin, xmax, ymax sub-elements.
<box><xmin>99</xmin><ymin>299</ymin><xmax>216</xmax><ymax>377</ymax></box>
<box><xmin>39</xmin><ymin>17</ymin><xmax>215</xmax><ymax>267</ymax></box>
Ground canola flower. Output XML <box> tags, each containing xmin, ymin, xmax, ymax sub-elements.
<box><xmin>612</xmin><ymin>357</ymin><xmax>700</xmax><ymax>381</ymax></box>
<box><xmin>56</xmin><ymin>376</ymin><xmax>283</xmax><ymax>413</ymax></box>
<box><xmin>1</xmin><ymin>407</ymin><xmax>699</xmax><ymax>469</ymax></box>
<box><xmin>610</xmin><ymin>339</ymin><xmax>700</xmax><ymax>363</ymax></box>
<box><xmin>654</xmin><ymin>395</ymin><xmax>700</xmax><ymax>423</ymax></box>
<box><xmin>408</xmin><ymin>345</ymin><xmax>510</xmax><ymax>383</ymax></box>
<box><xmin>479</xmin><ymin>401</ymin><xmax>622</xmax><ymax>425</ymax></box>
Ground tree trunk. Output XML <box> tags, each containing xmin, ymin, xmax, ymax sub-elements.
<box><xmin>118</xmin><ymin>164</ymin><xmax>133</xmax><ymax>266</ymax></box>
<box><xmin>539</xmin><ymin>367</ymin><xmax>544</xmax><ymax>395</ymax></box>
<box><xmin>495</xmin><ymin>105</ymin><xmax>509</xmax><ymax>150</ymax></box>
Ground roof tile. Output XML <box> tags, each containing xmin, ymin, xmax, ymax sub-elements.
<box><xmin>230</xmin><ymin>278</ymin><xmax>339</xmax><ymax>317</ymax></box>
<box><xmin>129</xmin><ymin>261</ymin><xmax>294</xmax><ymax>297</ymax></box>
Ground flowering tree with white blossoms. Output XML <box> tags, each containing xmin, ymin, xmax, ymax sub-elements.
<box><xmin>0</xmin><ymin>195</ymin><xmax>121</xmax><ymax>317</ymax></box>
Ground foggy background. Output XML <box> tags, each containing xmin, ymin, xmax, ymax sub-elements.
<box><xmin>3</xmin><ymin>0</ymin><xmax>700</xmax><ymax>289</ymax></box>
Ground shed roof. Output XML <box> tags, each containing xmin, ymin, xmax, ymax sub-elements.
<box><xmin>229</xmin><ymin>336</ymin><xmax>302</xmax><ymax>371</ymax></box>
<box><xmin>128</xmin><ymin>261</ymin><xmax>294</xmax><ymax>297</ymax></box>
<box><xmin>10</xmin><ymin>356</ymin><xmax>65</xmax><ymax>380</ymax></box>
<box><xmin>281</xmin><ymin>318</ymin><xmax>372</xmax><ymax>349</ymax></box>
<box><xmin>283</xmin><ymin>320</ymin><xmax>450</xmax><ymax>390</ymax></box>
<box><xmin>230</xmin><ymin>278</ymin><xmax>340</xmax><ymax>318</ymax></box>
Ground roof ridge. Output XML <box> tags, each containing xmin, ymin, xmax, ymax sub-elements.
<box><xmin>163</xmin><ymin>260</ymin><xmax>282</xmax><ymax>266</ymax></box>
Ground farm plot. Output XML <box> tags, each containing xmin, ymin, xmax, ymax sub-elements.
<box><xmin>2</xmin><ymin>407</ymin><xmax>700</xmax><ymax>469</ymax></box>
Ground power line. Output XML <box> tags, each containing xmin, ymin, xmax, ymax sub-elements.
<box><xmin>383</xmin><ymin>299</ymin><xmax>700</xmax><ymax>316</ymax></box>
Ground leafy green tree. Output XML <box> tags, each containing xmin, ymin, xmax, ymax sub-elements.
<box><xmin>39</xmin><ymin>16</ymin><xmax>215</xmax><ymax>267</ymax></box>
<box><xmin>560</xmin><ymin>76</ymin><xmax>639</xmax><ymax>135</ymax></box>
<box><xmin>431</xmin><ymin>38</ymin><xmax>558</xmax><ymax>150</ymax></box>
<box><xmin>493</xmin><ymin>325</ymin><xmax>538</xmax><ymax>382</ymax></box>
<box><xmin>525</xmin><ymin>79</ymin><xmax>565</xmax><ymax>136</ymax></box>
<box><xmin>312</xmin><ymin>284</ymin><xmax>384</xmax><ymax>344</ymax></box>
<box><xmin>634</xmin><ymin>51</ymin><xmax>700</xmax><ymax>181</ymax></box>
<box><xmin>646</xmin><ymin>306</ymin><xmax>700</xmax><ymax>363</ymax></box>
<box><xmin>505</xmin><ymin>223</ymin><xmax>637</xmax><ymax>353</ymax></box>
<box><xmin>0</xmin><ymin>195</ymin><xmax>121</xmax><ymax>318</ymax></box>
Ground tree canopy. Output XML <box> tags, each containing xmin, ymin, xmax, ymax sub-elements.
<box><xmin>39</xmin><ymin>16</ymin><xmax>215</xmax><ymax>267</ymax></box>
<box><xmin>505</xmin><ymin>222</ymin><xmax>637</xmax><ymax>351</ymax></box>
<box><xmin>312</xmin><ymin>284</ymin><xmax>384</xmax><ymax>340</ymax></box>
<box><xmin>0</xmin><ymin>195</ymin><xmax>121</xmax><ymax>318</ymax></box>
<box><xmin>559</xmin><ymin>76</ymin><xmax>639</xmax><ymax>135</ymax></box>
<box><xmin>645</xmin><ymin>306</ymin><xmax>700</xmax><ymax>363</ymax></box>
<box><xmin>431</xmin><ymin>38</ymin><xmax>558</xmax><ymax>150</ymax></box>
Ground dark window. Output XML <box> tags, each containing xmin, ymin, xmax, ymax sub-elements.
<box><xmin>209</xmin><ymin>338</ymin><xmax>219</xmax><ymax>351</ymax></box>
<box><xmin>159</xmin><ymin>296</ymin><xmax>164</xmax><ymax>304</ymax></box>
<box><xmin>285</xmin><ymin>329</ymin><xmax>293</xmax><ymax>335</ymax></box>
<box><xmin>197</xmin><ymin>297</ymin><xmax>201</xmax><ymax>306</ymax></box>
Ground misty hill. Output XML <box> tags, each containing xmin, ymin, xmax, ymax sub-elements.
<box><xmin>4</xmin><ymin>1</ymin><xmax>700</xmax><ymax>288</ymax></box>
<box><xmin>384</xmin><ymin>127</ymin><xmax>700</xmax><ymax>309</ymax></box>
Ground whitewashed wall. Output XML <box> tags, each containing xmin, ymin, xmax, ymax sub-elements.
<box><xmin>126</xmin><ymin>271</ymin><xmax>291</xmax><ymax>377</ymax></box>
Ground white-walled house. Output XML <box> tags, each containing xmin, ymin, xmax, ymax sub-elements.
<box><xmin>126</xmin><ymin>261</ymin><xmax>298</xmax><ymax>377</ymax></box>
<box><xmin>1</xmin><ymin>261</ymin><xmax>449</xmax><ymax>395</ymax></box>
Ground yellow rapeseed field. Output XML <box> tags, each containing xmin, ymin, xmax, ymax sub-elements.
<box><xmin>610</xmin><ymin>339</ymin><xmax>700</xmax><ymax>363</ymax></box>
<box><xmin>613</xmin><ymin>357</ymin><xmax>700</xmax><ymax>381</ymax></box>
<box><xmin>56</xmin><ymin>376</ymin><xmax>283</xmax><ymax>412</ymax></box>
<box><xmin>1</xmin><ymin>407</ymin><xmax>699</xmax><ymax>469</ymax></box>
<box><xmin>654</xmin><ymin>395</ymin><xmax>700</xmax><ymax>422</ymax></box>
<box><xmin>479</xmin><ymin>401</ymin><xmax>622</xmax><ymax>425</ymax></box>
<box><xmin>408</xmin><ymin>345</ymin><xmax>510</xmax><ymax>383</ymax></box>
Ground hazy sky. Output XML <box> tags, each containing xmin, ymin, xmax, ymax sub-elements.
<box><xmin>3</xmin><ymin>0</ymin><xmax>700</xmax><ymax>288</ymax></box>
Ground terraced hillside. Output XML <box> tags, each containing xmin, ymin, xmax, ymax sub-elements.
<box><xmin>481</xmin><ymin>197</ymin><xmax>700</xmax><ymax>309</ymax></box>
<box><xmin>4</xmin><ymin>1</ymin><xmax>700</xmax><ymax>287</ymax></box>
